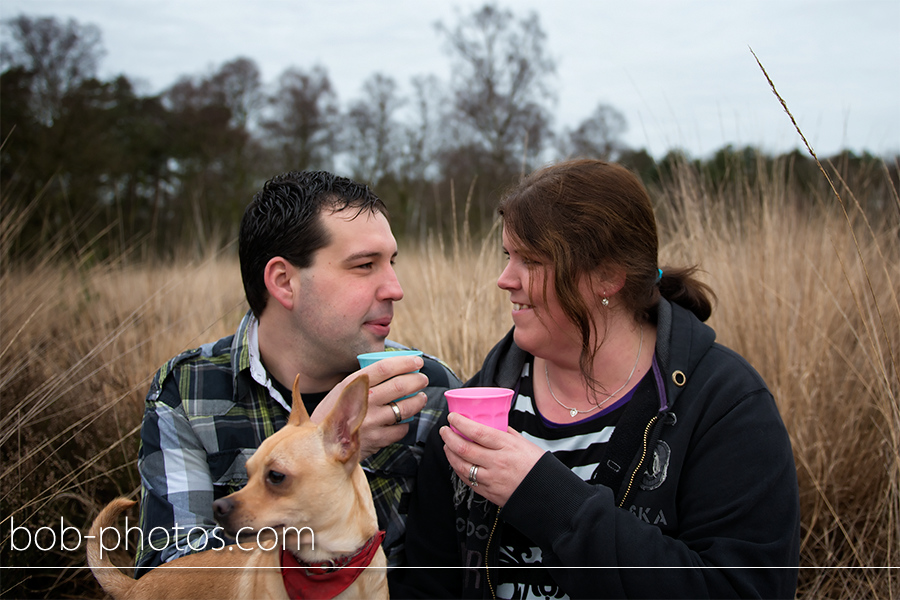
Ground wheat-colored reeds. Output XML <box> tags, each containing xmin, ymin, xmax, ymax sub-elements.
<box><xmin>654</xmin><ymin>153</ymin><xmax>899</xmax><ymax>597</ymax></box>
<box><xmin>392</xmin><ymin>184</ymin><xmax>512</xmax><ymax>378</ymax></box>
<box><xmin>1</xmin><ymin>157</ymin><xmax>898</xmax><ymax>598</ymax></box>
<box><xmin>0</xmin><ymin>244</ymin><xmax>248</xmax><ymax>596</ymax></box>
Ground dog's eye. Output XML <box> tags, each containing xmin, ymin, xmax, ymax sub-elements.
<box><xmin>267</xmin><ymin>470</ymin><xmax>286</xmax><ymax>485</ymax></box>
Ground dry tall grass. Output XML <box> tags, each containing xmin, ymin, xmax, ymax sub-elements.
<box><xmin>654</xmin><ymin>157</ymin><xmax>899</xmax><ymax>597</ymax></box>
<box><xmin>1</xmin><ymin>159</ymin><xmax>898</xmax><ymax>598</ymax></box>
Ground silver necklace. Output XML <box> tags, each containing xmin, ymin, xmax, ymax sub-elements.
<box><xmin>544</xmin><ymin>325</ymin><xmax>644</xmax><ymax>418</ymax></box>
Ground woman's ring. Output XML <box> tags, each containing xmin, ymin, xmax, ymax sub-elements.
<box><xmin>389</xmin><ymin>402</ymin><xmax>403</xmax><ymax>424</ymax></box>
<box><xmin>468</xmin><ymin>464</ymin><xmax>479</xmax><ymax>487</ymax></box>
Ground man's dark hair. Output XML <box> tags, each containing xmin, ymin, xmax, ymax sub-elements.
<box><xmin>239</xmin><ymin>170</ymin><xmax>388</xmax><ymax>317</ymax></box>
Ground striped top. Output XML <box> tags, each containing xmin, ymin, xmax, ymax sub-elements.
<box><xmin>496</xmin><ymin>358</ymin><xmax>638</xmax><ymax>600</ymax></box>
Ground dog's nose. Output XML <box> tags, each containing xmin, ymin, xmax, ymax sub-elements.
<box><xmin>213</xmin><ymin>498</ymin><xmax>233</xmax><ymax>519</ymax></box>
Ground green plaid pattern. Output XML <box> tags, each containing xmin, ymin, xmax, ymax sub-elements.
<box><xmin>135</xmin><ymin>311</ymin><xmax>459</xmax><ymax>575</ymax></box>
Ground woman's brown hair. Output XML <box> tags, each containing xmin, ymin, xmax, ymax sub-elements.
<box><xmin>498</xmin><ymin>159</ymin><xmax>715</xmax><ymax>393</ymax></box>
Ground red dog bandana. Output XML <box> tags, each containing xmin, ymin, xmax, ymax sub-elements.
<box><xmin>281</xmin><ymin>530</ymin><xmax>385</xmax><ymax>599</ymax></box>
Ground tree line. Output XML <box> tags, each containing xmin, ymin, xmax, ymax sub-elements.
<box><xmin>1</xmin><ymin>4</ymin><xmax>895</xmax><ymax>261</ymax></box>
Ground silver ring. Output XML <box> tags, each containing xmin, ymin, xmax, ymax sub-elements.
<box><xmin>389</xmin><ymin>402</ymin><xmax>403</xmax><ymax>424</ymax></box>
<box><xmin>468</xmin><ymin>464</ymin><xmax>479</xmax><ymax>487</ymax></box>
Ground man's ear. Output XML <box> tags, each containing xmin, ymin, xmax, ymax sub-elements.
<box><xmin>264</xmin><ymin>256</ymin><xmax>297</xmax><ymax>311</ymax></box>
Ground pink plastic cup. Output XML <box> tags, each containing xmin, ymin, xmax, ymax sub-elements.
<box><xmin>444</xmin><ymin>387</ymin><xmax>515</xmax><ymax>437</ymax></box>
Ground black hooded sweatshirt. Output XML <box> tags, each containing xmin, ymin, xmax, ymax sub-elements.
<box><xmin>392</xmin><ymin>299</ymin><xmax>800</xmax><ymax>599</ymax></box>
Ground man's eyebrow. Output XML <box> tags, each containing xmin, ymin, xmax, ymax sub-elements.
<box><xmin>343</xmin><ymin>250</ymin><xmax>398</xmax><ymax>263</ymax></box>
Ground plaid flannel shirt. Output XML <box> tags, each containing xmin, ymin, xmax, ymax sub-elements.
<box><xmin>135</xmin><ymin>310</ymin><xmax>459</xmax><ymax>576</ymax></box>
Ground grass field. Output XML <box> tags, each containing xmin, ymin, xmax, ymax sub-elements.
<box><xmin>1</xmin><ymin>157</ymin><xmax>898</xmax><ymax>598</ymax></box>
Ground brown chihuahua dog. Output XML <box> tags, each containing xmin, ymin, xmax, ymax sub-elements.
<box><xmin>87</xmin><ymin>374</ymin><xmax>388</xmax><ymax>599</ymax></box>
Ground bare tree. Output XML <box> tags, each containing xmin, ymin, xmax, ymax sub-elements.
<box><xmin>262</xmin><ymin>65</ymin><xmax>340</xmax><ymax>172</ymax></box>
<box><xmin>559</xmin><ymin>103</ymin><xmax>628</xmax><ymax>161</ymax></box>
<box><xmin>162</xmin><ymin>58</ymin><xmax>262</xmax><ymax>125</ymax></box>
<box><xmin>436</xmin><ymin>3</ymin><xmax>556</xmax><ymax>182</ymax></box>
<box><xmin>344</xmin><ymin>73</ymin><xmax>404</xmax><ymax>186</ymax></box>
<box><xmin>161</xmin><ymin>59</ymin><xmax>264</xmax><ymax>240</ymax></box>
<box><xmin>162</xmin><ymin>73</ymin><xmax>239</xmax><ymax>169</ymax></box>
<box><xmin>1</xmin><ymin>14</ymin><xmax>104</xmax><ymax>126</ymax></box>
<box><xmin>401</xmin><ymin>74</ymin><xmax>445</xmax><ymax>183</ymax></box>
<box><xmin>208</xmin><ymin>57</ymin><xmax>264</xmax><ymax>129</ymax></box>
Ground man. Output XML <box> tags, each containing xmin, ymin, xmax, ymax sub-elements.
<box><xmin>135</xmin><ymin>170</ymin><xmax>460</xmax><ymax>575</ymax></box>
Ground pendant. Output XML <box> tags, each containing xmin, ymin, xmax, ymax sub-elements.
<box><xmin>570</xmin><ymin>408</ymin><xmax>578</xmax><ymax>417</ymax></box>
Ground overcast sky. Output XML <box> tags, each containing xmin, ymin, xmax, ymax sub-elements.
<box><xmin>2</xmin><ymin>0</ymin><xmax>898</xmax><ymax>160</ymax></box>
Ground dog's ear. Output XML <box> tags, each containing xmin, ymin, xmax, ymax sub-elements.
<box><xmin>288</xmin><ymin>374</ymin><xmax>310</xmax><ymax>427</ymax></box>
<box><xmin>322</xmin><ymin>374</ymin><xmax>369</xmax><ymax>463</ymax></box>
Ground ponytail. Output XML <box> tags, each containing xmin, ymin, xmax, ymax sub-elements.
<box><xmin>658</xmin><ymin>265</ymin><xmax>716</xmax><ymax>322</ymax></box>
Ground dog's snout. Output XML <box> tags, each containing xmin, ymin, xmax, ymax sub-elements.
<box><xmin>213</xmin><ymin>497</ymin><xmax>233</xmax><ymax>520</ymax></box>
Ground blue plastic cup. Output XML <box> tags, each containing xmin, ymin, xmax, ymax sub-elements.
<box><xmin>356</xmin><ymin>350</ymin><xmax>423</xmax><ymax>423</ymax></box>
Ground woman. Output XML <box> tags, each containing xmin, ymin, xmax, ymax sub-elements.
<box><xmin>393</xmin><ymin>160</ymin><xmax>800</xmax><ymax>599</ymax></box>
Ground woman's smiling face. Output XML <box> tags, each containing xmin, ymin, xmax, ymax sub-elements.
<box><xmin>497</xmin><ymin>226</ymin><xmax>587</xmax><ymax>359</ymax></box>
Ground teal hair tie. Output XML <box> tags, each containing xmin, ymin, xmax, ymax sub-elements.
<box><xmin>656</xmin><ymin>268</ymin><xmax>663</xmax><ymax>283</ymax></box>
